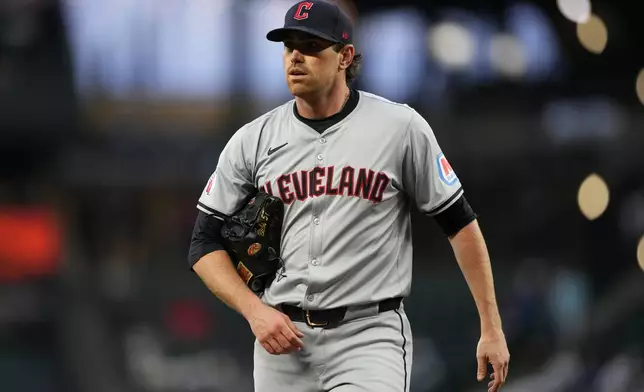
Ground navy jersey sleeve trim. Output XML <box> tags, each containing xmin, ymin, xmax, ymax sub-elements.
<box><xmin>188</xmin><ymin>210</ymin><xmax>227</xmax><ymax>270</ymax></box>
<box><xmin>433</xmin><ymin>194</ymin><xmax>477</xmax><ymax>238</ymax></box>
<box><xmin>424</xmin><ymin>186</ymin><xmax>464</xmax><ymax>216</ymax></box>
<box><xmin>196</xmin><ymin>202</ymin><xmax>227</xmax><ymax>220</ymax></box>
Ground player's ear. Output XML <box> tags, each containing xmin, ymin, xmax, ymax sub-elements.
<box><xmin>338</xmin><ymin>45</ymin><xmax>355</xmax><ymax>70</ymax></box>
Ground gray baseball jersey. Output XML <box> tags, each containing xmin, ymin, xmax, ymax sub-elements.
<box><xmin>197</xmin><ymin>90</ymin><xmax>463</xmax><ymax>310</ymax></box>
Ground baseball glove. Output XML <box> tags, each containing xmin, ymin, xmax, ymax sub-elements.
<box><xmin>220</xmin><ymin>191</ymin><xmax>285</xmax><ymax>296</ymax></box>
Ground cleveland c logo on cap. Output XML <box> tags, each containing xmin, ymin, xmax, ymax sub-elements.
<box><xmin>294</xmin><ymin>2</ymin><xmax>313</xmax><ymax>20</ymax></box>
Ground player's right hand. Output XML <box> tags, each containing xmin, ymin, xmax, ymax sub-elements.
<box><xmin>247</xmin><ymin>304</ymin><xmax>305</xmax><ymax>355</ymax></box>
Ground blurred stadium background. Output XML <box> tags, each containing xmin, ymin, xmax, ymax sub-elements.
<box><xmin>1</xmin><ymin>0</ymin><xmax>644</xmax><ymax>391</ymax></box>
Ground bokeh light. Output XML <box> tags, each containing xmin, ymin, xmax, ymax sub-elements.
<box><xmin>636</xmin><ymin>69</ymin><xmax>644</xmax><ymax>106</ymax></box>
<box><xmin>578</xmin><ymin>173</ymin><xmax>610</xmax><ymax>220</ymax></box>
<box><xmin>489</xmin><ymin>34</ymin><xmax>527</xmax><ymax>78</ymax></box>
<box><xmin>576</xmin><ymin>14</ymin><xmax>608</xmax><ymax>54</ymax></box>
<box><xmin>638</xmin><ymin>236</ymin><xmax>644</xmax><ymax>271</ymax></box>
<box><xmin>428</xmin><ymin>22</ymin><xmax>475</xmax><ymax>70</ymax></box>
<box><xmin>557</xmin><ymin>0</ymin><xmax>591</xmax><ymax>23</ymax></box>
<box><xmin>359</xmin><ymin>9</ymin><xmax>427</xmax><ymax>103</ymax></box>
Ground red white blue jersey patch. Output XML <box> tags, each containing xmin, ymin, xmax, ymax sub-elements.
<box><xmin>205</xmin><ymin>173</ymin><xmax>215</xmax><ymax>195</ymax></box>
<box><xmin>437</xmin><ymin>152</ymin><xmax>459</xmax><ymax>186</ymax></box>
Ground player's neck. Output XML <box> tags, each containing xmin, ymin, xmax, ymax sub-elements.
<box><xmin>295</xmin><ymin>84</ymin><xmax>351</xmax><ymax>120</ymax></box>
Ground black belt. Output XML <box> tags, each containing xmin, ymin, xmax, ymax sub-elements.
<box><xmin>279</xmin><ymin>297</ymin><xmax>403</xmax><ymax>329</ymax></box>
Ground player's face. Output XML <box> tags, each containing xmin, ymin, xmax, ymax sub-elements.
<box><xmin>282</xmin><ymin>32</ymin><xmax>342</xmax><ymax>96</ymax></box>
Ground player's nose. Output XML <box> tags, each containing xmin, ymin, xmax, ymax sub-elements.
<box><xmin>289</xmin><ymin>49</ymin><xmax>305</xmax><ymax>62</ymax></box>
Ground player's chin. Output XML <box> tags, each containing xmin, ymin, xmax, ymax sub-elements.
<box><xmin>287</xmin><ymin>82</ymin><xmax>313</xmax><ymax>96</ymax></box>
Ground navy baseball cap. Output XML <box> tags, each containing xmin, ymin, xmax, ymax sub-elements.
<box><xmin>266</xmin><ymin>1</ymin><xmax>353</xmax><ymax>45</ymax></box>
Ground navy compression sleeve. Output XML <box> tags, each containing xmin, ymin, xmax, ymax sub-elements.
<box><xmin>433</xmin><ymin>194</ymin><xmax>477</xmax><ymax>238</ymax></box>
<box><xmin>188</xmin><ymin>211</ymin><xmax>226</xmax><ymax>270</ymax></box>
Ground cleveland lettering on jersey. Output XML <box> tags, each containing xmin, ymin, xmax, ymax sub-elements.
<box><xmin>260</xmin><ymin>165</ymin><xmax>391</xmax><ymax>205</ymax></box>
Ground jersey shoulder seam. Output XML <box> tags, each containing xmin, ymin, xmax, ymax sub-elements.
<box><xmin>399</xmin><ymin>108</ymin><xmax>417</xmax><ymax>191</ymax></box>
<box><xmin>358</xmin><ymin>91</ymin><xmax>419</xmax><ymax>137</ymax></box>
<box><xmin>358</xmin><ymin>91</ymin><xmax>416</xmax><ymax>111</ymax></box>
<box><xmin>240</xmin><ymin>100</ymin><xmax>294</xmax><ymax>132</ymax></box>
<box><xmin>243</xmin><ymin>101</ymin><xmax>294</xmax><ymax>183</ymax></box>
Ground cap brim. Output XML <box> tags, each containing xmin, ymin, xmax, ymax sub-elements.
<box><xmin>266</xmin><ymin>26</ymin><xmax>339</xmax><ymax>43</ymax></box>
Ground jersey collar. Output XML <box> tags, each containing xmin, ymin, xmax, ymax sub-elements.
<box><xmin>292</xmin><ymin>89</ymin><xmax>360</xmax><ymax>134</ymax></box>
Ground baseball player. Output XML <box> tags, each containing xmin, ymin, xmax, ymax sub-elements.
<box><xmin>188</xmin><ymin>1</ymin><xmax>510</xmax><ymax>391</ymax></box>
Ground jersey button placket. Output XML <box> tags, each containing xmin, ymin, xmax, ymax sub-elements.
<box><xmin>310</xmin><ymin>215</ymin><xmax>321</xmax><ymax>268</ymax></box>
<box><xmin>315</xmin><ymin>135</ymin><xmax>326</xmax><ymax>166</ymax></box>
<box><xmin>308</xmin><ymin>137</ymin><xmax>326</xmax><ymax>307</ymax></box>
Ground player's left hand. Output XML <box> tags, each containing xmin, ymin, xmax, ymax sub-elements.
<box><xmin>476</xmin><ymin>330</ymin><xmax>510</xmax><ymax>392</ymax></box>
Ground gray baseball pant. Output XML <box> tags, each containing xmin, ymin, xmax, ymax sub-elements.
<box><xmin>253</xmin><ymin>303</ymin><xmax>413</xmax><ymax>392</ymax></box>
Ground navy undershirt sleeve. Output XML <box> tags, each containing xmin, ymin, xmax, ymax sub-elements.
<box><xmin>188</xmin><ymin>211</ymin><xmax>227</xmax><ymax>270</ymax></box>
<box><xmin>433</xmin><ymin>194</ymin><xmax>477</xmax><ymax>238</ymax></box>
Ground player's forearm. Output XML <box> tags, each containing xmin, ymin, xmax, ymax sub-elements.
<box><xmin>193</xmin><ymin>250</ymin><xmax>264</xmax><ymax>320</ymax></box>
<box><xmin>449</xmin><ymin>219</ymin><xmax>503</xmax><ymax>334</ymax></box>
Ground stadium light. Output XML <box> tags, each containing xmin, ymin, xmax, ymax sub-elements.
<box><xmin>638</xmin><ymin>236</ymin><xmax>644</xmax><ymax>271</ymax></box>
<box><xmin>557</xmin><ymin>0</ymin><xmax>591</xmax><ymax>23</ymax></box>
<box><xmin>636</xmin><ymin>69</ymin><xmax>644</xmax><ymax>106</ymax></box>
<box><xmin>428</xmin><ymin>22</ymin><xmax>475</xmax><ymax>70</ymax></box>
<box><xmin>489</xmin><ymin>33</ymin><xmax>527</xmax><ymax>79</ymax></box>
<box><xmin>577</xmin><ymin>173</ymin><xmax>610</xmax><ymax>220</ymax></box>
<box><xmin>576</xmin><ymin>13</ymin><xmax>608</xmax><ymax>54</ymax></box>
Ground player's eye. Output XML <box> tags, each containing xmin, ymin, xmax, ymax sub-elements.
<box><xmin>284</xmin><ymin>41</ymin><xmax>326</xmax><ymax>54</ymax></box>
<box><xmin>306</xmin><ymin>42</ymin><xmax>320</xmax><ymax>51</ymax></box>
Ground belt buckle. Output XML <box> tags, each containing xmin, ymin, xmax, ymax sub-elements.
<box><xmin>305</xmin><ymin>309</ymin><xmax>328</xmax><ymax>328</ymax></box>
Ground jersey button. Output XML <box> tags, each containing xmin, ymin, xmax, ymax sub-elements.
<box><xmin>317</xmin><ymin>154</ymin><xmax>323</xmax><ymax>161</ymax></box>
<box><xmin>306</xmin><ymin>294</ymin><xmax>314</xmax><ymax>302</ymax></box>
<box><xmin>313</xmin><ymin>217</ymin><xmax>320</xmax><ymax>225</ymax></box>
<box><xmin>319</xmin><ymin>138</ymin><xmax>326</xmax><ymax>144</ymax></box>
<box><xmin>311</xmin><ymin>258</ymin><xmax>319</xmax><ymax>266</ymax></box>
